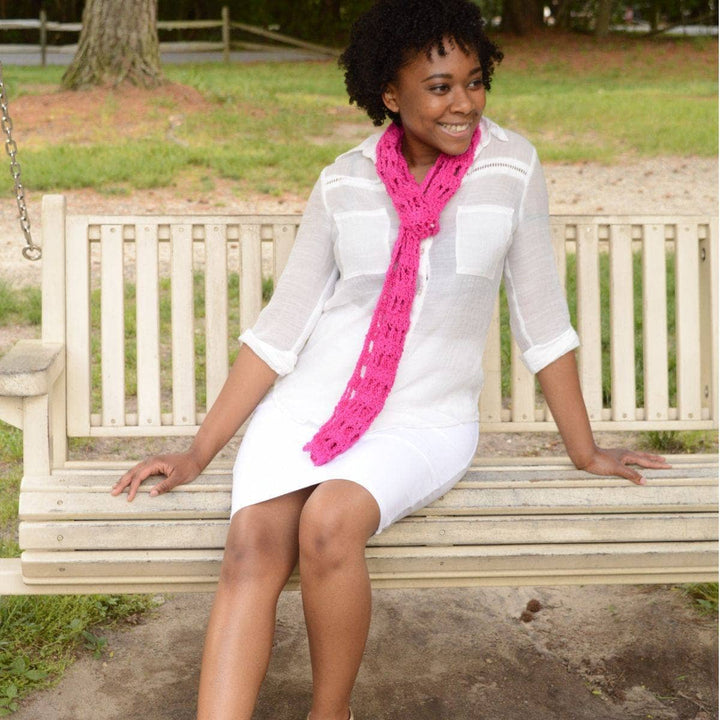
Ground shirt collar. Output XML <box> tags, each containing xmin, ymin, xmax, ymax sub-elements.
<box><xmin>354</xmin><ymin>116</ymin><xmax>508</xmax><ymax>163</ymax></box>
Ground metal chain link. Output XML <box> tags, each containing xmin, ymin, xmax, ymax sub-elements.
<box><xmin>0</xmin><ymin>61</ymin><xmax>41</xmax><ymax>261</ymax></box>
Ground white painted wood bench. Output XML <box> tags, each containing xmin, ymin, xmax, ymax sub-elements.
<box><xmin>0</xmin><ymin>195</ymin><xmax>717</xmax><ymax>594</ymax></box>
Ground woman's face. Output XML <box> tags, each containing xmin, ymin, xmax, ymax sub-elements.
<box><xmin>382</xmin><ymin>39</ymin><xmax>486</xmax><ymax>175</ymax></box>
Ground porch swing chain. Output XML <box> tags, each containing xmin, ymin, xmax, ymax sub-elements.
<box><xmin>0</xmin><ymin>61</ymin><xmax>41</xmax><ymax>261</ymax></box>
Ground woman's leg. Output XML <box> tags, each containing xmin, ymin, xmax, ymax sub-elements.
<box><xmin>197</xmin><ymin>485</ymin><xmax>315</xmax><ymax>720</ymax></box>
<box><xmin>298</xmin><ymin>480</ymin><xmax>381</xmax><ymax>720</ymax></box>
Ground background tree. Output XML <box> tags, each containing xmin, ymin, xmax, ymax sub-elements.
<box><xmin>61</xmin><ymin>0</ymin><xmax>163</xmax><ymax>89</ymax></box>
<box><xmin>595</xmin><ymin>0</ymin><xmax>615</xmax><ymax>35</ymax></box>
<box><xmin>0</xmin><ymin>1</ymin><xmax>716</xmax><ymax>43</ymax></box>
<box><xmin>501</xmin><ymin>0</ymin><xmax>545</xmax><ymax>34</ymax></box>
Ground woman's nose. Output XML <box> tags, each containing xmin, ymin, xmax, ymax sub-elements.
<box><xmin>450</xmin><ymin>88</ymin><xmax>473</xmax><ymax>113</ymax></box>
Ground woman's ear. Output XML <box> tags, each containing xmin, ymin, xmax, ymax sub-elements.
<box><xmin>382</xmin><ymin>84</ymin><xmax>400</xmax><ymax>113</ymax></box>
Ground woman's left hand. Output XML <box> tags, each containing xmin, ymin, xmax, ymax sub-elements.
<box><xmin>577</xmin><ymin>447</ymin><xmax>671</xmax><ymax>485</ymax></box>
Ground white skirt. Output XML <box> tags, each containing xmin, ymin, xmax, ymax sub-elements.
<box><xmin>231</xmin><ymin>395</ymin><xmax>479</xmax><ymax>534</ymax></box>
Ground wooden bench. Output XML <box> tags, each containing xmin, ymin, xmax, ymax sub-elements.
<box><xmin>0</xmin><ymin>195</ymin><xmax>717</xmax><ymax>594</ymax></box>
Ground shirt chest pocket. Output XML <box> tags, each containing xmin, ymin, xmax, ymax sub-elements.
<box><xmin>455</xmin><ymin>205</ymin><xmax>514</xmax><ymax>280</ymax></box>
<box><xmin>334</xmin><ymin>209</ymin><xmax>392</xmax><ymax>280</ymax></box>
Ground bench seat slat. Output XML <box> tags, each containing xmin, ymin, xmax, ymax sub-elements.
<box><xmin>18</xmin><ymin>479</ymin><xmax>718</xmax><ymax>521</ymax></box>
<box><xmin>19</xmin><ymin>542</ymin><xmax>718</xmax><ymax>590</ymax></box>
<box><xmin>21</xmin><ymin>459</ymin><xmax>717</xmax><ymax>488</ymax></box>
<box><xmin>19</xmin><ymin>512</ymin><xmax>719</xmax><ymax>551</ymax></box>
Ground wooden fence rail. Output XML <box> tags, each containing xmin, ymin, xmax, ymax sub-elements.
<box><xmin>0</xmin><ymin>7</ymin><xmax>339</xmax><ymax>66</ymax></box>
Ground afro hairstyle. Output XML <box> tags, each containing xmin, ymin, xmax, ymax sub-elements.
<box><xmin>339</xmin><ymin>0</ymin><xmax>503</xmax><ymax>126</ymax></box>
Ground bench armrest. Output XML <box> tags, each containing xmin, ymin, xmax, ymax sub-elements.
<box><xmin>0</xmin><ymin>340</ymin><xmax>65</xmax><ymax>397</ymax></box>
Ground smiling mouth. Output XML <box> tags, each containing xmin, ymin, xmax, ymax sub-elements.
<box><xmin>439</xmin><ymin>122</ymin><xmax>472</xmax><ymax>134</ymax></box>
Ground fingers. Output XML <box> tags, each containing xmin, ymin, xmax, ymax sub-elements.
<box><xmin>613</xmin><ymin>449</ymin><xmax>671</xmax><ymax>485</ymax></box>
<box><xmin>111</xmin><ymin>453</ymin><xmax>199</xmax><ymax>502</ymax></box>
<box><xmin>586</xmin><ymin>447</ymin><xmax>672</xmax><ymax>486</ymax></box>
<box><xmin>148</xmin><ymin>474</ymin><xmax>175</xmax><ymax>498</ymax></box>
<box><xmin>111</xmin><ymin>457</ymin><xmax>171</xmax><ymax>502</ymax></box>
<box><xmin>615</xmin><ymin>461</ymin><xmax>646</xmax><ymax>486</ymax></box>
<box><xmin>629</xmin><ymin>451</ymin><xmax>671</xmax><ymax>469</ymax></box>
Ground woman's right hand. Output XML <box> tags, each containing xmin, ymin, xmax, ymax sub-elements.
<box><xmin>111</xmin><ymin>451</ymin><xmax>203</xmax><ymax>502</ymax></box>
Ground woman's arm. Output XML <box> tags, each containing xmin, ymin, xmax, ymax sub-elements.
<box><xmin>111</xmin><ymin>345</ymin><xmax>277</xmax><ymax>501</ymax></box>
<box><xmin>536</xmin><ymin>351</ymin><xmax>670</xmax><ymax>484</ymax></box>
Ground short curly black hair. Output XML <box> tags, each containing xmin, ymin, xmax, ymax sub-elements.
<box><xmin>339</xmin><ymin>0</ymin><xmax>503</xmax><ymax>127</ymax></box>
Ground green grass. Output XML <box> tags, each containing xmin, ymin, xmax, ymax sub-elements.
<box><xmin>639</xmin><ymin>429</ymin><xmax>718</xmax><ymax>454</ymax></box>
<box><xmin>0</xmin><ymin>281</ymin><xmax>41</xmax><ymax>326</ymax></box>
<box><xmin>2</xmin><ymin>34</ymin><xmax>716</xmax><ymax>196</ymax></box>
<box><xmin>0</xmin><ymin>423</ymin><xmax>22</xmax><ymax>560</ymax></box>
<box><xmin>0</xmin><ymin>418</ymin><xmax>158</xmax><ymax>711</ymax></box>
<box><xmin>0</xmin><ymin>593</ymin><xmax>158</xmax><ymax>714</ymax></box>
<box><xmin>679</xmin><ymin>582</ymin><xmax>719</xmax><ymax>615</ymax></box>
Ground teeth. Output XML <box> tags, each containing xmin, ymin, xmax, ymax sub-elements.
<box><xmin>441</xmin><ymin>123</ymin><xmax>470</xmax><ymax>132</ymax></box>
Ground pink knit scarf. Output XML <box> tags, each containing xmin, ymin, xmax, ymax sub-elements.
<box><xmin>304</xmin><ymin>122</ymin><xmax>480</xmax><ymax>465</ymax></box>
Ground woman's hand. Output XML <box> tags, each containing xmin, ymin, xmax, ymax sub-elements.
<box><xmin>576</xmin><ymin>446</ymin><xmax>671</xmax><ymax>485</ymax></box>
<box><xmin>111</xmin><ymin>451</ymin><xmax>203</xmax><ymax>502</ymax></box>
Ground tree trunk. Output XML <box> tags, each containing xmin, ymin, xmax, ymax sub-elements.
<box><xmin>502</xmin><ymin>0</ymin><xmax>544</xmax><ymax>35</ymax></box>
<box><xmin>550</xmin><ymin>0</ymin><xmax>573</xmax><ymax>30</ymax></box>
<box><xmin>595</xmin><ymin>0</ymin><xmax>614</xmax><ymax>37</ymax></box>
<box><xmin>62</xmin><ymin>0</ymin><xmax>163</xmax><ymax>89</ymax></box>
<box><xmin>649</xmin><ymin>0</ymin><xmax>662</xmax><ymax>31</ymax></box>
<box><xmin>323</xmin><ymin>0</ymin><xmax>342</xmax><ymax>22</ymax></box>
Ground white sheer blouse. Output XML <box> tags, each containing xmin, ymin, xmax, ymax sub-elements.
<box><xmin>240</xmin><ymin>117</ymin><xmax>579</xmax><ymax>430</ymax></box>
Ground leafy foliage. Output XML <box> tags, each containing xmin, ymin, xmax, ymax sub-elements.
<box><xmin>1</xmin><ymin>1</ymin><xmax>717</xmax><ymax>44</ymax></box>
<box><xmin>0</xmin><ymin>594</ymin><xmax>158</xmax><ymax>712</ymax></box>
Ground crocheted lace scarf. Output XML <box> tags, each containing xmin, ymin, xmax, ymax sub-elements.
<box><xmin>304</xmin><ymin>122</ymin><xmax>480</xmax><ymax>465</ymax></box>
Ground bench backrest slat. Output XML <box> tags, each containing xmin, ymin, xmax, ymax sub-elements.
<box><xmin>100</xmin><ymin>225</ymin><xmax>125</xmax><ymax>427</ymax></box>
<box><xmin>609</xmin><ymin>223</ymin><xmax>635</xmax><ymax>421</ymax></box>
<box><xmin>136</xmin><ymin>224</ymin><xmax>162</xmax><ymax>427</ymax></box>
<box><xmin>44</xmin><ymin>200</ymin><xmax>716</xmax><ymax>444</ymax></box>
<box><xmin>478</xmin><ymin>300</ymin><xmax>502</xmax><ymax>424</ymax></box>
<box><xmin>676</xmin><ymin>222</ymin><xmax>703</xmax><ymax>421</ymax></box>
<box><xmin>65</xmin><ymin>213</ymin><xmax>91</xmax><ymax>437</ymax></box>
<box><xmin>642</xmin><ymin>224</ymin><xmax>670</xmax><ymax>421</ymax></box>
<box><xmin>205</xmin><ymin>224</ymin><xmax>230</xmax><ymax>410</ymax></box>
<box><xmin>575</xmin><ymin>223</ymin><xmax>603</xmax><ymax>421</ymax></box>
<box><xmin>170</xmin><ymin>224</ymin><xmax>196</xmax><ymax>427</ymax></box>
<box><xmin>240</xmin><ymin>223</ymin><xmax>263</xmax><ymax>334</ymax></box>
<box><xmin>700</xmin><ymin>218</ymin><xmax>718</xmax><ymax>421</ymax></box>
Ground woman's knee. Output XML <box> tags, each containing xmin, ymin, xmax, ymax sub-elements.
<box><xmin>219</xmin><ymin>507</ymin><xmax>298</xmax><ymax>589</ymax></box>
<box><xmin>298</xmin><ymin>481</ymin><xmax>379</xmax><ymax>576</ymax></box>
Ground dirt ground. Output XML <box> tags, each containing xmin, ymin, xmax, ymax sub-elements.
<box><xmin>1</xmin><ymin>84</ymin><xmax>718</xmax><ymax>720</ymax></box>
<box><xmin>8</xmin><ymin>585</ymin><xmax>718</xmax><ymax>720</ymax></box>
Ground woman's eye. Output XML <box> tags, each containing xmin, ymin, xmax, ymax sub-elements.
<box><xmin>429</xmin><ymin>84</ymin><xmax>450</xmax><ymax>94</ymax></box>
<box><xmin>469</xmin><ymin>79</ymin><xmax>484</xmax><ymax>89</ymax></box>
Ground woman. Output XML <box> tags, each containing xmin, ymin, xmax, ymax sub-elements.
<box><xmin>112</xmin><ymin>2</ymin><xmax>668</xmax><ymax>718</ymax></box>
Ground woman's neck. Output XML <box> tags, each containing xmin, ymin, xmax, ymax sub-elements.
<box><xmin>401</xmin><ymin>138</ymin><xmax>439</xmax><ymax>185</ymax></box>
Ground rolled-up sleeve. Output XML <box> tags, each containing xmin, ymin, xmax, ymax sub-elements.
<box><xmin>240</xmin><ymin>172</ymin><xmax>339</xmax><ymax>376</ymax></box>
<box><xmin>503</xmin><ymin>150</ymin><xmax>579</xmax><ymax>374</ymax></box>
